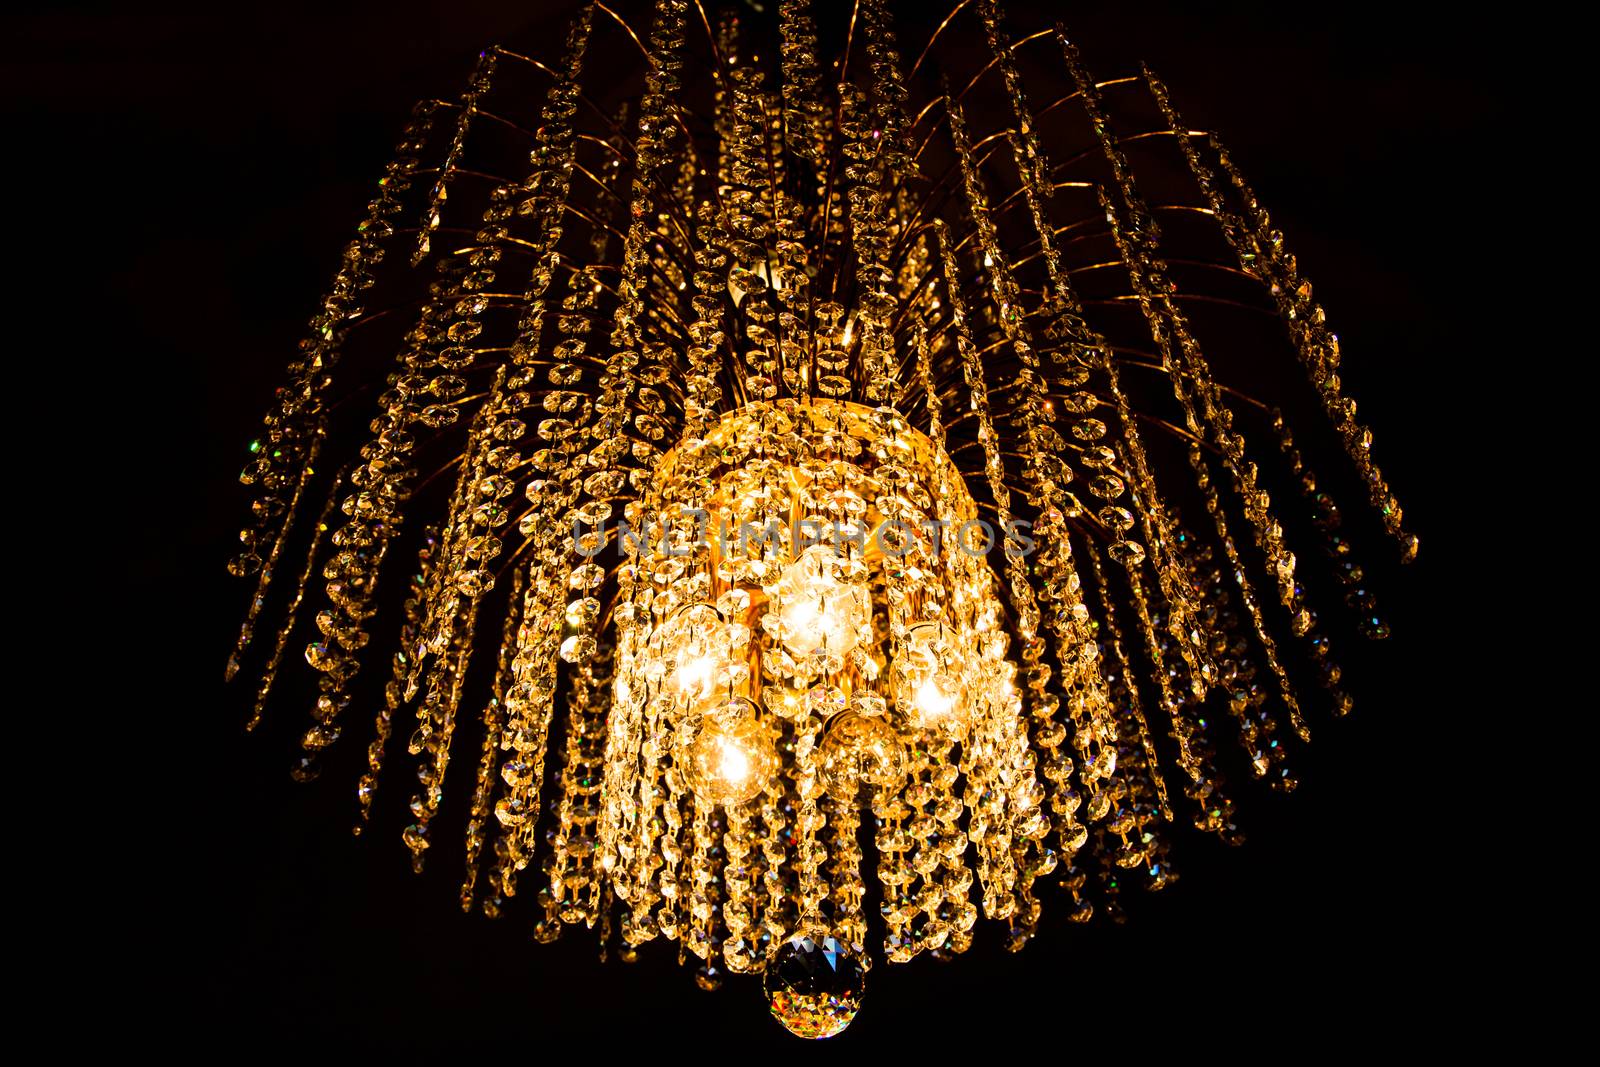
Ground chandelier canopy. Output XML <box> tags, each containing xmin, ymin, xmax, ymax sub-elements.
<box><xmin>225</xmin><ymin>0</ymin><xmax>1413</xmax><ymax>1039</ymax></box>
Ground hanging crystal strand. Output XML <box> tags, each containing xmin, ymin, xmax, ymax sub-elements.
<box><xmin>1124</xmin><ymin>555</ymin><xmax>1237</xmax><ymax>836</ymax></box>
<box><xmin>929</xmin><ymin>220</ymin><xmax>1079</xmax><ymax>903</ymax></box>
<box><xmin>537</xmin><ymin>655</ymin><xmax>611</xmax><ymax>947</ymax></box>
<box><xmin>401</xmin><ymin>371</ymin><xmax>504</xmax><ymax>869</ymax></box>
<box><xmin>895</xmin><ymin>737</ymin><xmax>937</xmax><ymax>960</ymax></box>
<box><xmin>410</xmin><ymin>5</ymin><xmax>595</xmax><ymax>699</ymax></box>
<box><xmin>910</xmin><ymin>321</ymin><xmax>945</xmax><ymax>451</ymax></box>
<box><xmin>858</xmin><ymin>0</ymin><xmax>912</xmax><ymax>180</ymax></box>
<box><xmin>709</xmin><ymin>29</ymin><xmax>803</xmax><ymax>408</ymax></box>
<box><xmin>1145</xmin><ymin>71</ymin><xmax>1415</xmax><ymax>562</ymax></box>
<box><xmin>843</xmin><ymin>0</ymin><xmax>915</xmax><ymax>403</ymax></box>
<box><xmin>941</xmin><ymin>109</ymin><xmax>1112</xmax><ymax>854</ymax></box>
<box><xmin>757</xmin><ymin>777</ymin><xmax>793</xmax><ymax>954</ymax></box>
<box><xmin>1106</xmin><ymin>316</ymin><xmax>1316</xmax><ymax>742</ymax></box>
<box><xmin>645</xmin><ymin>537</ymin><xmax>693</xmax><ymax>947</ymax></box>
<box><xmin>932</xmin><ymin>757</ymin><xmax>978</xmax><ymax>957</ymax></box>
<box><xmin>1175</xmin><ymin>529</ymin><xmax>1297</xmax><ymax>792</ymax></box>
<box><xmin>405</xmin><ymin>14</ymin><xmax>601</xmax><ymax>873</ymax></box>
<box><xmin>491</xmin><ymin>586</ymin><xmax>566</xmax><ymax>901</ymax></box>
<box><xmin>654</xmin><ymin>745</ymin><xmax>689</xmax><ymax>945</ymax></box>
<box><xmin>492</xmin><ymin>453</ymin><xmax>601</xmax><ymax>905</ymax></box>
<box><xmin>685</xmin><ymin>203</ymin><xmax>729</xmax><ymax>437</ymax></box>
<box><xmin>622</xmin><ymin>619</ymin><xmax>669</xmax><ymax>947</ymax></box>
<box><xmin>685</xmin><ymin>798</ymin><xmax>721</xmax><ymax>981</ymax></box>
<box><xmin>992</xmin><ymin>660</ymin><xmax>1038</xmax><ymax>928</ymax></box>
<box><xmin>297</xmin><ymin>217</ymin><xmax>480</xmax><ymax>783</ymax></box>
<box><xmin>459</xmin><ymin>565</ymin><xmax>526</xmax><ymax>909</ymax></box>
<box><xmin>492</xmin><ymin>482</ymin><xmax>590</xmax><ymax>900</ymax></box>
<box><xmin>481</xmin><ymin>20</ymin><xmax>611</xmax><ymax>905</ymax></box>
<box><xmin>355</xmin><ymin>527</ymin><xmax>440</xmax><ymax>832</ymax></box>
<box><xmin>1062</xmin><ymin>36</ymin><xmax>1342</xmax><ymax>732</ymax></box>
<box><xmin>959</xmin><ymin>702</ymin><xmax>1009</xmax><ymax>925</ymax></box>
<box><xmin>876</xmin><ymin>737</ymin><xmax>922</xmax><ymax>962</ymax></box>
<box><xmin>973</xmin><ymin>2</ymin><xmax>1213</xmax><ymax>704</ymax></box>
<box><xmin>539</xmin><ymin>648</ymin><xmax>609</xmax><ymax>929</ymax></box>
<box><xmin>420</xmin><ymin>589</ymin><xmax>482</xmax><ymax>858</ymax></box>
<box><xmin>598</xmin><ymin>546</ymin><xmax>648</xmax><ymax>924</ymax></box>
<box><xmin>714</xmin><ymin>7</ymin><xmax>740</xmax><ymax>189</ymax></box>
<box><xmin>246</xmin><ymin>465</ymin><xmax>342</xmax><ymax>730</ymax></box>
<box><xmin>565</xmin><ymin>0</ymin><xmax>692</xmax><ymax>668</ymax></box>
<box><xmin>833</xmin><ymin>9</ymin><xmax>901</xmax><ymax>402</ymax></box>
<box><xmin>413</xmin><ymin>50</ymin><xmax>496</xmax><ymax>265</ymax></box>
<box><xmin>1099</xmin><ymin>343</ymin><xmax>1219</xmax><ymax>702</ymax></box>
<box><xmin>1270</xmin><ymin>410</ymin><xmax>1389</xmax><ymax>640</ymax></box>
<box><xmin>1188</xmin><ymin>443</ymin><xmax>1345</xmax><ymax>731</ymax></box>
<box><xmin>838</xmin><ymin>87</ymin><xmax>896</xmax><ymax>403</ymax></box>
<box><xmin>778</xmin><ymin>0</ymin><xmax>828</xmax><ymax>178</ymax></box>
<box><xmin>229</xmin><ymin>433</ymin><xmax>323</xmax><ymax>683</ymax></box>
<box><xmin>790</xmin><ymin>709</ymin><xmax>830</xmax><ymax>939</ymax></box>
<box><xmin>825</xmin><ymin>795</ymin><xmax>868</xmax><ymax>956</ymax></box>
<box><xmin>1060</xmin><ymin>38</ymin><xmax>1286</xmax><ymax>600</ymax></box>
<box><xmin>721</xmin><ymin>797</ymin><xmax>765</xmax><ymax>975</ymax></box>
<box><xmin>1081</xmin><ymin>537</ymin><xmax>1174</xmax><ymax>900</ymax></box>
<box><xmin>231</xmin><ymin>101</ymin><xmax>438</xmax><ymax>631</ymax></box>
<box><xmin>1083</xmin><ymin>538</ymin><xmax>1173</xmax><ymax>822</ymax></box>
<box><xmin>764</xmin><ymin>101</ymin><xmax>817</xmax><ymax>404</ymax></box>
<box><xmin>722</xmin><ymin>62</ymin><xmax>783</xmax><ymax>406</ymax></box>
<box><xmin>917</xmin><ymin>738</ymin><xmax>966</xmax><ymax>954</ymax></box>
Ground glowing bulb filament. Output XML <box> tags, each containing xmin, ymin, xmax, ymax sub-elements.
<box><xmin>718</xmin><ymin>737</ymin><xmax>750</xmax><ymax>785</ymax></box>
<box><xmin>915</xmin><ymin>678</ymin><xmax>955</xmax><ymax>721</ymax></box>
<box><xmin>676</xmin><ymin>654</ymin><xmax>716</xmax><ymax>696</ymax></box>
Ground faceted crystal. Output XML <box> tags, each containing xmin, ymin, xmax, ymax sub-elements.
<box><xmin>764</xmin><ymin>933</ymin><xmax>864</xmax><ymax>1039</ymax></box>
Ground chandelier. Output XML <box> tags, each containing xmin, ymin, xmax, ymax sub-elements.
<box><xmin>225</xmin><ymin>0</ymin><xmax>1414</xmax><ymax>1039</ymax></box>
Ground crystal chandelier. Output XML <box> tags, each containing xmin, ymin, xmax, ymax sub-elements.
<box><xmin>225</xmin><ymin>0</ymin><xmax>1414</xmax><ymax>1039</ymax></box>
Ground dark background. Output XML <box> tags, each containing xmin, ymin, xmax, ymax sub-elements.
<box><xmin>13</xmin><ymin>0</ymin><xmax>1511</xmax><ymax>1053</ymax></box>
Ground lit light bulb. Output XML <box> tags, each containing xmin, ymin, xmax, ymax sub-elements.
<box><xmin>818</xmin><ymin>710</ymin><xmax>905</xmax><ymax>802</ymax></box>
<box><xmin>774</xmin><ymin>545</ymin><xmax>869</xmax><ymax>660</ymax></box>
<box><xmin>679</xmin><ymin>713</ymin><xmax>777</xmax><ymax>806</ymax></box>
<box><xmin>894</xmin><ymin>621</ymin><xmax>970</xmax><ymax>734</ymax></box>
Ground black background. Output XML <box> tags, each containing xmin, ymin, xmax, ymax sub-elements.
<box><xmin>14</xmin><ymin>0</ymin><xmax>1511</xmax><ymax>1053</ymax></box>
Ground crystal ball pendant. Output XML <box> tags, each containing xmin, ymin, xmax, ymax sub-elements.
<box><xmin>763</xmin><ymin>933</ymin><xmax>866</xmax><ymax>1039</ymax></box>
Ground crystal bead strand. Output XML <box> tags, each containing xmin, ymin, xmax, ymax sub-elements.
<box><xmin>1063</xmin><ymin>35</ymin><xmax>1339</xmax><ymax>732</ymax></box>
<box><xmin>777</xmin><ymin>0</ymin><xmax>828</xmax><ymax>177</ymax></box>
<box><xmin>545</xmin><ymin>650</ymin><xmax>610</xmax><ymax>928</ymax></box>
<box><xmin>1270</xmin><ymin>410</ymin><xmax>1390</xmax><ymax>640</ymax></box>
<box><xmin>564</xmin><ymin>0</ymin><xmax>692</xmax><ymax>667</ymax></box>
<box><xmin>941</xmin><ymin>108</ymin><xmax>1109</xmax><ymax>873</ymax></box>
<box><xmin>355</xmin><ymin>527</ymin><xmax>439</xmax><ymax>832</ymax></box>
<box><xmin>413</xmin><ymin>50</ymin><xmax>497</xmax><ymax>265</ymax></box>
<box><xmin>461</xmin><ymin>565</ymin><xmax>526</xmax><ymax>910</ymax></box>
<box><xmin>1145</xmin><ymin>70</ymin><xmax>1415</xmax><ymax>561</ymax></box>
<box><xmin>404</xmin><ymin>396</ymin><xmax>502</xmax><ymax>866</ymax></box>
<box><xmin>1082</xmin><ymin>537</ymin><xmax>1173</xmax><ymax>821</ymax></box>
<box><xmin>930</xmin><ymin>220</ymin><xmax>1056</xmax><ymax>917</ymax></box>
<box><xmin>975</xmin><ymin>2</ymin><xmax>1215</xmax><ymax>706</ymax></box>
<box><xmin>228</xmin><ymin>433</ymin><xmax>323</xmax><ymax>683</ymax></box>
<box><xmin>231</xmin><ymin>100</ymin><xmax>437</xmax><ymax>612</ymax></box>
<box><xmin>245</xmin><ymin>465</ymin><xmax>342</xmax><ymax>731</ymax></box>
